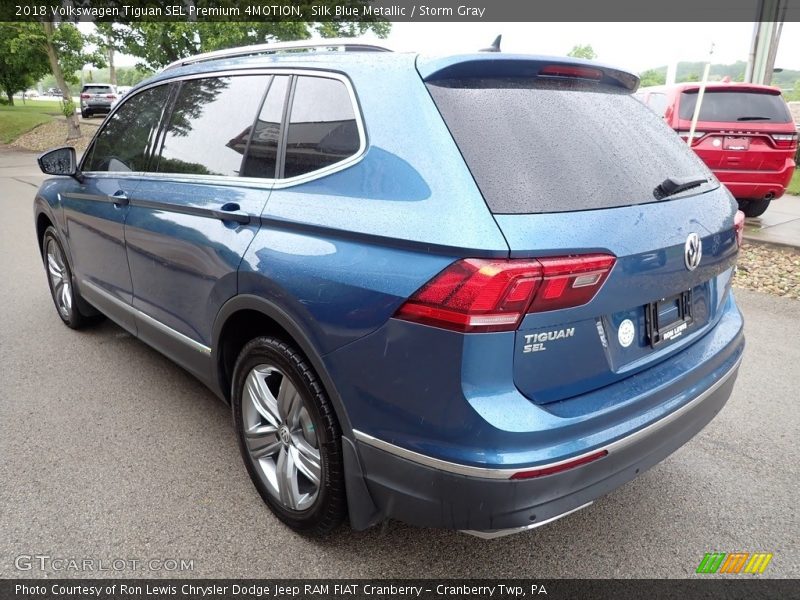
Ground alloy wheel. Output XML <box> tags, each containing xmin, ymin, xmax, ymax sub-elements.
<box><xmin>46</xmin><ymin>238</ymin><xmax>72</xmax><ymax>319</ymax></box>
<box><xmin>242</xmin><ymin>364</ymin><xmax>322</xmax><ymax>511</ymax></box>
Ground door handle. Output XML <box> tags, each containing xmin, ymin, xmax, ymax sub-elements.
<box><xmin>109</xmin><ymin>191</ymin><xmax>129</xmax><ymax>206</ymax></box>
<box><xmin>214</xmin><ymin>202</ymin><xmax>251</xmax><ymax>224</ymax></box>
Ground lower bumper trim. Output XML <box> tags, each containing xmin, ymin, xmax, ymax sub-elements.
<box><xmin>461</xmin><ymin>501</ymin><xmax>593</xmax><ymax>539</ymax></box>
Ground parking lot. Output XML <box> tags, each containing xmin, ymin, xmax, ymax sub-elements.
<box><xmin>1</xmin><ymin>147</ymin><xmax>798</xmax><ymax>579</ymax></box>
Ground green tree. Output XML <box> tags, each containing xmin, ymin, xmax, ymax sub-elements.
<box><xmin>119</xmin><ymin>19</ymin><xmax>390</xmax><ymax>71</ymax></box>
<box><xmin>93</xmin><ymin>23</ymin><xmax>126</xmax><ymax>86</ymax></box>
<box><xmin>784</xmin><ymin>80</ymin><xmax>800</xmax><ymax>102</ymax></box>
<box><xmin>639</xmin><ymin>69</ymin><xmax>666</xmax><ymax>87</ymax></box>
<box><xmin>567</xmin><ymin>44</ymin><xmax>597</xmax><ymax>60</ymax></box>
<box><xmin>0</xmin><ymin>23</ymin><xmax>50</xmax><ymax>105</ymax></box>
<box><xmin>14</xmin><ymin>22</ymin><xmax>105</xmax><ymax>139</ymax></box>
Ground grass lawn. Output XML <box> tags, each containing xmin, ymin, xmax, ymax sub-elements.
<box><xmin>0</xmin><ymin>100</ymin><xmax>64</xmax><ymax>144</ymax></box>
<box><xmin>788</xmin><ymin>169</ymin><xmax>800</xmax><ymax>196</ymax></box>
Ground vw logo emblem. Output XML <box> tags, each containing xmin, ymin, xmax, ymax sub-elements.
<box><xmin>684</xmin><ymin>233</ymin><xmax>702</xmax><ymax>271</ymax></box>
<box><xmin>279</xmin><ymin>426</ymin><xmax>292</xmax><ymax>446</ymax></box>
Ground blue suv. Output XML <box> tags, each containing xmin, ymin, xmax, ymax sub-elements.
<box><xmin>34</xmin><ymin>41</ymin><xmax>745</xmax><ymax>537</ymax></box>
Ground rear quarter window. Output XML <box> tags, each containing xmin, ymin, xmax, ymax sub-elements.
<box><xmin>427</xmin><ymin>78</ymin><xmax>710</xmax><ymax>214</ymax></box>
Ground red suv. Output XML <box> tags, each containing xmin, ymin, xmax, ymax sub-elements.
<box><xmin>638</xmin><ymin>82</ymin><xmax>797</xmax><ymax>216</ymax></box>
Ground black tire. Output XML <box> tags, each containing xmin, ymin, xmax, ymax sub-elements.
<box><xmin>41</xmin><ymin>226</ymin><xmax>97</xmax><ymax>329</ymax></box>
<box><xmin>738</xmin><ymin>198</ymin><xmax>771</xmax><ymax>218</ymax></box>
<box><xmin>232</xmin><ymin>336</ymin><xmax>346</xmax><ymax>535</ymax></box>
<box><xmin>81</xmin><ymin>110</ymin><xmax>90</xmax><ymax>119</ymax></box>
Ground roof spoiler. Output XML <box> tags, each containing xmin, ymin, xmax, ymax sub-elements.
<box><xmin>418</xmin><ymin>55</ymin><xmax>639</xmax><ymax>92</ymax></box>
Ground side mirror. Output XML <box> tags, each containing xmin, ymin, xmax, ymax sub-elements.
<box><xmin>37</xmin><ymin>146</ymin><xmax>84</xmax><ymax>182</ymax></box>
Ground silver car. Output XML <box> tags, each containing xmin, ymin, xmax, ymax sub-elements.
<box><xmin>80</xmin><ymin>83</ymin><xmax>118</xmax><ymax>118</ymax></box>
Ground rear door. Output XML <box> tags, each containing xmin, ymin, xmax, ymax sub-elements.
<box><xmin>677</xmin><ymin>88</ymin><xmax>795</xmax><ymax>172</ymax></box>
<box><xmin>124</xmin><ymin>73</ymin><xmax>285</xmax><ymax>368</ymax></box>
<box><xmin>426</xmin><ymin>71</ymin><xmax>739</xmax><ymax>404</ymax></box>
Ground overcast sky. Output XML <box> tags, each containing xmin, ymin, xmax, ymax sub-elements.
<box><xmin>105</xmin><ymin>22</ymin><xmax>800</xmax><ymax>74</ymax></box>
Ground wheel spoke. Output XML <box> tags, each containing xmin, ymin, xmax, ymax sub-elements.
<box><xmin>245</xmin><ymin>369</ymin><xmax>280</xmax><ymax>428</ymax></box>
<box><xmin>291</xmin><ymin>440</ymin><xmax>321</xmax><ymax>486</ymax></box>
<box><xmin>276</xmin><ymin>446</ymin><xmax>300</xmax><ymax>510</ymax></box>
<box><xmin>47</xmin><ymin>253</ymin><xmax>62</xmax><ymax>279</ymax></box>
<box><xmin>246</xmin><ymin>424</ymin><xmax>281</xmax><ymax>459</ymax></box>
<box><xmin>61</xmin><ymin>282</ymin><xmax>72</xmax><ymax>311</ymax></box>
<box><xmin>277</xmin><ymin>376</ymin><xmax>301</xmax><ymax>424</ymax></box>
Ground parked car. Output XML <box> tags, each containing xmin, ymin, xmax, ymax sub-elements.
<box><xmin>34</xmin><ymin>42</ymin><xmax>745</xmax><ymax>537</ymax></box>
<box><xmin>79</xmin><ymin>83</ymin><xmax>118</xmax><ymax>118</ymax></box>
<box><xmin>637</xmin><ymin>81</ymin><xmax>797</xmax><ymax>217</ymax></box>
<box><xmin>45</xmin><ymin>87</ymin><xmax>62</xmax><ymax>97</ymax></box>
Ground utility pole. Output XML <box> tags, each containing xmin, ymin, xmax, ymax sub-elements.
<box><xmin>746</xmin><ymin>0</ymin><xmax>787</xmax><ymax>85</ymax></box>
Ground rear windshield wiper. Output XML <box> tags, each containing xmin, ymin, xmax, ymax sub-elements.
<box><xmin>737</xmin><ymin>116</ymin><xmax>771</xmax><ymax>121</ymax></box>
<box><xmin>653</xmin><ymin>176</ymin><xmax>709</xmax><ymax>200</ymax></box>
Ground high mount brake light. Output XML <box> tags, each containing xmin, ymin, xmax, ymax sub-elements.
<box><xmin>539</xmin><ymin>65</ymin><xmax>603</xmax><ymax>81</ymax></box>
<box><xmin>395</xmin><ymin>254</ymin><xmax>616</xmax><ymax>333</ymax></box>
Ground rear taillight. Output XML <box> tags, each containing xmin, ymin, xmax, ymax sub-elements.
<box><xmin>106</xmin><ymin>94</ymin><xmax>116</xmax><ymax>99</ymax></box>
<box><xmin>539</xmin><ymin>65</ymin><xmax>603</xmax><ymax>81</ymax></box>
<box><xmin>394</xmin><ymin>254</ymin><xmax>615</xmax><ymax>333</ymax></box>
<box><xmin>677</xmin><ymin>130</ymin><xmax>705</xmax><ymax>142</ymax></box>
<box><xmin>532</xmin><ymin>255</ymin><xmax>616</xmax><ymax>312</ymax></box>
<box><xmin>771</xmin><ymin>133</ymin><xmax>797</xmax><ymax>147</ymax></box>
<box><xmin>80</xmin><ymin>93</ymin><xmax>90</xmax><ymax>99</ymax></box>
<box><xmin>734</xmin><ymin>210</ymin><xmax>745</xmax><ymax>248</ymax></box>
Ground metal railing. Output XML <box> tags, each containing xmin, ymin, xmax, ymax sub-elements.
<box><xmin>164</xmin><ymin>39</ymin><xmax>393</xmax><ymax>70</ymax></box>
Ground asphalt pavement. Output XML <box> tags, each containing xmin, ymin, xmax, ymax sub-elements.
<box><xmin>0</xmin><ymin>148</ymin><xmax>798</xmax><ymax>579</ymax></box>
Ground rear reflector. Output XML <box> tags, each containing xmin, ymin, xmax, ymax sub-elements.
<box><xmin>80</xmin><ymin>94</ymin><xmax>90</xmax><ymax>99</ymax></box>
<box><xmin>394</xmin><ymin>254</ymin><xmax>615</xmax><ymax>333</ymax></box>
<box><xmin>734</xmin><ymin>210</ymin><xmax>745</xmax><ymax>247</ymax></box>
<box><xmin>539</xmin><ymin>64</ymin><xmax>603</xmax><ymax>81</ymax></box>
<box><xmin>510</xmin><ymin>449</ymin><xmax>608</xmax><ymax>480</ymax></box>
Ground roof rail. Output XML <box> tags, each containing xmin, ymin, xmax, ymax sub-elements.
<box><xmin>164</xmin><ymin>38</ymin><xmax>393</xmax><ymax>70</ymax></box>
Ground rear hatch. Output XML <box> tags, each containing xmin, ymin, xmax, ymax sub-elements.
<box><xmin>421</xmin><ymin>56</ymin><xmax>740</xmax><ymax>405</ymax></box>
<box><xmin>676</xmin><ymin>86</ymin><xmax>796</xmax><ymax>173</ymax></box>
<box><xmin>82</xmin><ymin>85</ymin><xmax>115</xmax><ymax>105</ymax></box>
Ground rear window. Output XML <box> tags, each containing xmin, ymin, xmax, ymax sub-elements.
<box><xmin>82</xmin><ymin>85</ymin><xmax>113</xmax><ymax>93</ymax></box>
<box><xmin>678</xmin><ymin>90</ymin><xmax>791</xmax><ymax>123</ymax></box>
<box><xmin>427</xmin><ymin>78</ymin><xmax>710</xmax><ymax>214</ymax></box>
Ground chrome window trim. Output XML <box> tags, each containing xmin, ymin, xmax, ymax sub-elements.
<box><xmin>352</xmin><ymin>354</ymin><xmax>742</xmax><ymax>480</ymax></box>
<box><xmin>81</xmin><ymin>279</ymin><xmax>211</xmax><ymax>356</ymax></box>
<box><xmin>80</xmin><ymin>67</ymin><xmax>367</xmax><ymax>189</ymax></box>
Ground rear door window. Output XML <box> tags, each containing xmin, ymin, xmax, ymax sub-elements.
<box><xmin>241</xmin><ymin>75</ymin><xmax>289</xmax><ymax>179</ymax></box>
<box><xmin>678</xmin><ymin>90</ymin><xmax>792</xmax><ymax>123</ymax></box>
<box><xmin>283</xmin><ymin>76</ymin><xmax>361</xmax><ymax>179</ymax></box>
<box><xmin>427</xmin><ymin>78</ymin><xmax>710</xmax><ymax>214</ymax></box>
<box><xmin>156</xmin><ymin>75</ymin><xmax>270</xmax><ymax>177</ymax></box>
<box><xmin>83</xmin><ymin>84</ymin><xmax>170</xmax><ymax>172</ymax></box>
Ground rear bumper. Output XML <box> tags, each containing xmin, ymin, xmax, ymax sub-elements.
<box><xmin>352</xmin><ymin>351</ymin><xmax>741</xmax><ymax>534</ymax></box>
<box><xmin>713</xmin><ymin>159</ymin><xmax>795</xmax><ymax>200</ymax></box>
